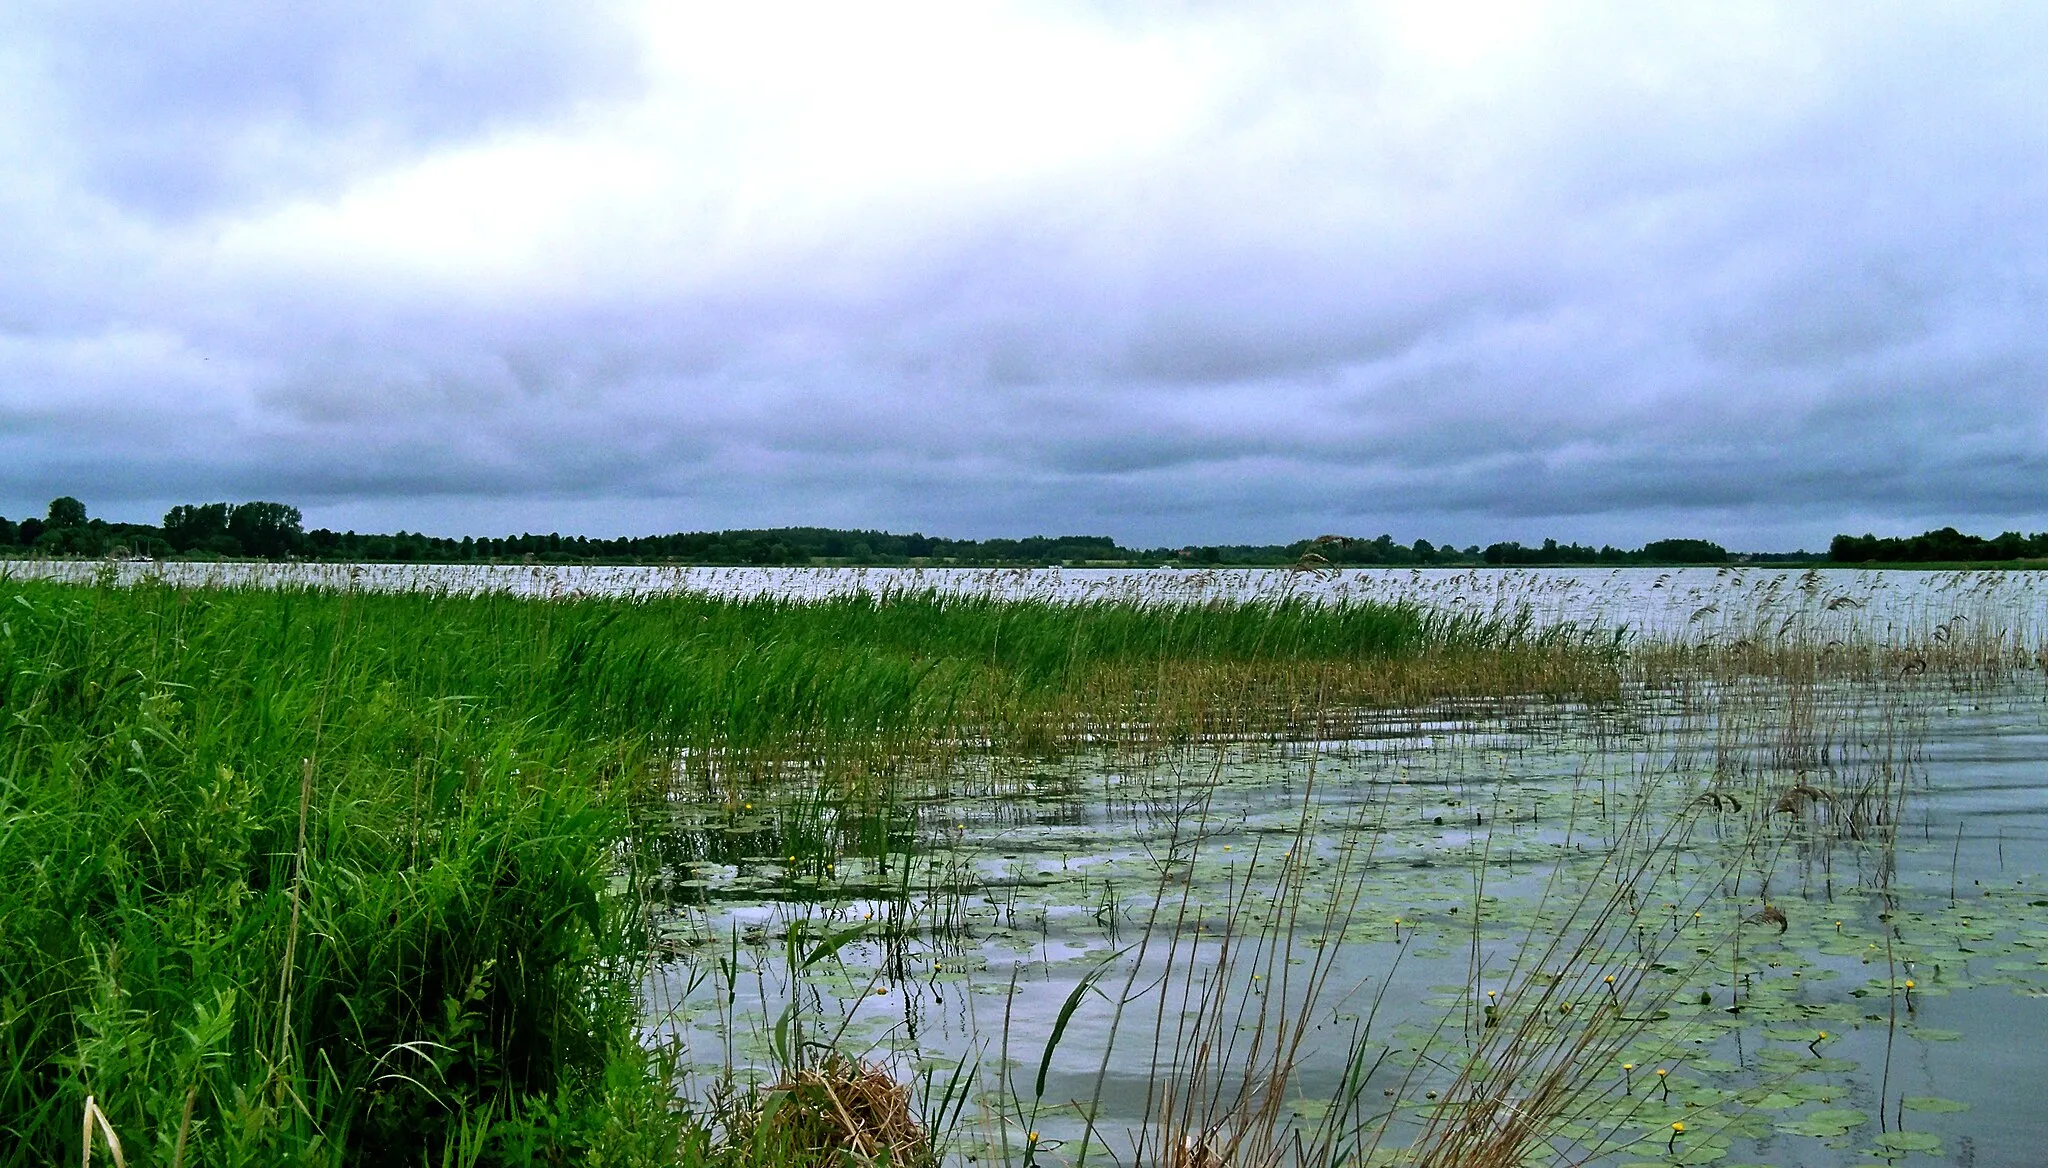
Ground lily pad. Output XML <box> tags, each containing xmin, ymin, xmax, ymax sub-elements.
<box><xmin>1900</xmin><ymin>1096</ymin><xmax>1970</xmax><ymax>1113</ymax></box>
<box><xmin>1777</xmin><ymin>1108</ymin><xmax>1868</xmax><ymax>1138</ymax></box>
<box><xmin>1871</xmin><ymin>1130</ymin><xmax>1944</xmax><ymax>1154</ymax></box>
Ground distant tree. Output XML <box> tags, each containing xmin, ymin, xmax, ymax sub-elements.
<box><xmin>1828</xmin><ymin>526</ymin><xmax>2046</xmax><ymax>564</ymax></box>
<box><xmin>1640</xmin><ymin>538</ymin><xmax>1728</xmax><ymax>564</ymax></box>
<box><xmin>1483</xmin><ymin>538</ymin><xmax>1605</xmax><ymax>565</ymax></box>
<box><xmin>226</xmin><ymin>501</ymin><xmax>304</xmax><ymax>559</ymax></box>
<box><xmin>0</xmin><ymin>517</ymin><xmax>15</xmax><ymax>545</ymax></box>
<box><xmin>36</xmin><ymin>524</ymin><xmax>109</xmax><ymax>556</ymax></box>
<box><xmin>46</xmin><ymin>496</ymin><xmax>87</xmax><ymax>528</ymax></box>
<box><xmin>163</xmin><ymin>503</ymin><xmax>232</xmax><ymax>552</ymax></box>
<box><xmin>18</xmin><ymin>517</ymin><xmax>45</xmax><ymax>545</ymax></box>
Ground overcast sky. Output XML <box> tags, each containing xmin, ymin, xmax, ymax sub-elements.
<box><xmin>2</xmin><ymin>2</ymin><xmax>2044</xmax><ymax>548</ymax></box>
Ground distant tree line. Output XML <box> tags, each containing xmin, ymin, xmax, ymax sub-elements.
<box><xmin>0</xmin><ymin>497</ymin><xmax>177</xmax><ymax>559</ymax></box>
<box><xmin>1475</xmin><ymin>538</ymin><xmax>1654</xmax><ymax>566</ymax></box>
<box><xmin>0</xmin><ymin>499</ymin><xmax>1183</xmax><ymax>565</ymax></box>
<box><xmin>51</xmin><ymin>495</ymin><xmax>2048</xmax><ymax>569</ymax></box>
<box><xmin>291</xmin><ymin>527</ymin><xmax>1150</xmax><ymax>566</ymax></box>
<box><xmin>1829</xmin><ymin>527</ymin><xmax>2048</xmax><ymax>564</ymax></box>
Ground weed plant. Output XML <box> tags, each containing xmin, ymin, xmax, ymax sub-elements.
<box><xmin>4</xmin><ymin>566</ymin><xmax>2037</xmax><ymax>1166</ymax></box>
<box><xmin>0</xmin><ymin>574</ymin><xmax>1583</xmax><ymax>1164</ymax></box>
<box><xmin>0</xmin><ymin>579</ymin><xmax>707</xmax><ymax>1164</ymax></box>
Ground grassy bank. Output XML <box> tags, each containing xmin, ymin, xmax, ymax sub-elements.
<box><xmin>0</xmin><ymin>576</ymin><xmax>1612</xmax><ymax>1165</ymax></box>
<box><xmin>0</xmin><ymin>581</ymin><xmax>686</xmax><ymax>1165</ymax></box>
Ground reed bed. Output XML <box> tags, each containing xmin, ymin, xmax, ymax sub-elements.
<box><xmin>0</xmin><ymin>574</ymin><xmax>1599</xmax><ymax>1164</ymax></box>
<box><xmin>3</xmin><ymin>566</ymin><xmax>2039</xmax><ymax>1166</ymax></box>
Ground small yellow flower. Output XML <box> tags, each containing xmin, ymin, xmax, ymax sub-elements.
<box><xmin>1623</xmin><ymin>1063</ymin><xmax>1635</xmax><ymax>1071</ymax></box>
<box><xmin>1656</xmin><ymin>1068</ymin><xmax>1668</xmax><ymax>1077</ymax></box>
<box><xmin>1027</xmin><ymin>1132</ymin><xmax>1039</xmax><ymax>1143</ymax></box>
<box><xmin>1672</xmin><ymin>1122</ymin><xmax>1685</xmax><ymax>1133</ymax></box>
<box><xmin>1904</xmin><ymin>979</ymin><xmax>1916</xmax><ymax>989</ymax></box>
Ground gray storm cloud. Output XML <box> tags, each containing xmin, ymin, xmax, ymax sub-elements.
<box><xmin>0</xmin><ymin>1</ymin><xmax>2043</xmax><ymax>547</ymax></box>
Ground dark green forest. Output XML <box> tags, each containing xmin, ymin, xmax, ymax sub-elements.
<box><xmin>1829</xmin><ymin>526</ymin><xmax>2048</xmax><ymax>564</ymax></box>
<box><xmin>2</xmin><ymin>495</ymin><xmax>2038</xmax><ymax>567</ymax></box>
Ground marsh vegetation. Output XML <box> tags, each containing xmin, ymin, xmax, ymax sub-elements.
<box><xmin>2</xmin><ymin>565</ymin><xmax>2043</xmax><ymax>1166</ymax></box>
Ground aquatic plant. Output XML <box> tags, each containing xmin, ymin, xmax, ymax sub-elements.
<box><xmin>4</xmin><ymin>562</ymin><xmax>2042</xmax><ymax>1166</ymax></box>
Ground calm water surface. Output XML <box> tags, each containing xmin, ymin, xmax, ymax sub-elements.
<box><xmin>24</xmin><ymin>558</ymin><xmax>2046</xmax><ymax>1161</ymax></box>
<box><xmin>13</xmin><ymin>560</ymin><xmax>2048</xmax><ymax>642</ymax></box>
<box><xmin>639</xmin><ymin>681</ymin><xmax>2048</xmax><ymax>1166</ymax></box>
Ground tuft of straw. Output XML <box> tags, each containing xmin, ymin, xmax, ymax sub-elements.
<box><xmin>735</xmin><ymin>1056</ymin><xmax>930</xmax><ymax>1168</ymax></box>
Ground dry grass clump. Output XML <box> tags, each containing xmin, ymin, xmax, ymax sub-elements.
<box><xmin>725</xmin><ymin>1057</ymin><xmax>929</xmax><ymax>1168</ymax></box>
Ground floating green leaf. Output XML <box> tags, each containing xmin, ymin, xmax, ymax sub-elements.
<box><xmin>1777</xmin><ymin>1108</ymin><xmax>1867</xmax><ymax>1138</ymax></box>
<box><xmin>1900</xmin><ymin>1096</ymin><xmax>1970</xmax><ymax>1113</ymax></box>
<box><xmin>1872</xmin><ymin>1130</ymin><xmax>1944</xmax><ymax>1154</ymax></box>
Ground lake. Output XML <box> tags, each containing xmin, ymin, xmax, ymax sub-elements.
<box><xmin>12</xmin><ymin>559</ymin><xmax>2047</xmax><ymax>643</ymax></box>
<box><xmin>16</xmin><ymin>558</ymin><xmax>2045</xmax><ymax>1164</ymax></box>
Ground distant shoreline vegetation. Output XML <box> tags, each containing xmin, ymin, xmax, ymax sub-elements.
<box><xmin>0</xmin><ymin>495</ymin><xmax>2040</xmax><ymax>568</ymax></box>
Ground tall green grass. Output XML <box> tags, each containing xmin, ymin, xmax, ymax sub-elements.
<box><xmin>0</xmin><ymin>580</ymin><xmax>700</xmax><ymax>1164</ymax></box>
<box><xmin>1</xmin><ymin>576</ymin><xmax>1575</xmax><ymax>1164</ymax></box>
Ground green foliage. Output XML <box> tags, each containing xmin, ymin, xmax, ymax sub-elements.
<box><xmin>1638</xmin><ymin>537</ymin><xmax>1728</xmax><ymax>564</ymax></box>
<box><xmin>0</xmin><ymin>497</ymin><xmax>171</xmax><ymax>558</ymax></box>
<box><xmin>3</xmin><ymin>492</ymin><xmax>1832</xmax><ymax>565</ymax></box>
<box><xmin>1831</xmin><ymin>525</ymin><xmax>2048</xmax><ymax>564</ymax></box>
<box><xmin>0</xmin><ymin>575</ymin><xmax>1554</xmax><ymax>1163</ymax></box>
<box><xmin>295</xmin><ymin>526</ymin><xmax>1161</xmax><ymax>566</ymax></box>
<box><xmin>0</xmin><ymin>580</ymin><xmax>692</xmax><ymax>1164</ymax></box>
<box><xmin>1287</xmin><ymin>533</ymin><xmax>1481</xmax><ymax>566</ymax></box>
<box><xmin>1480</xmin><ymin>536</ymin><xmax>1732</xmax><ymax>565</ymax></box>
<box><xmin>161</xmin><ymin>501</ymin><xmax>304</xmax><ymax>559</ymax></box>
<box><xmin>226</xmin><ymin>502</ymin><xmax>304</xmax><ymax>559</ymax></box>
<box><xmin>45</xmin><ymin>497</ymin><xmax>87</xmax><ymax>528</ymax></box>
<box><xmin>161</xmin><ymin>502</ymin><xmax>233</xmax><ymax>553</ymax></box>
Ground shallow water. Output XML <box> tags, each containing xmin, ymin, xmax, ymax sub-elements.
<box><xmin>13</xmin><ymin>560</ymin><xmax>2048</xmax><ymax>643</ymax></box>
<box><xmin>25</xmin><ymin>557</ymin><xmax>2043</xmax><ymax>1161</ymax></box>
<box><xmin>639</xmin><ymin>680</ymin><xmax>2048</xmax><ymax>1166</ymax></box>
